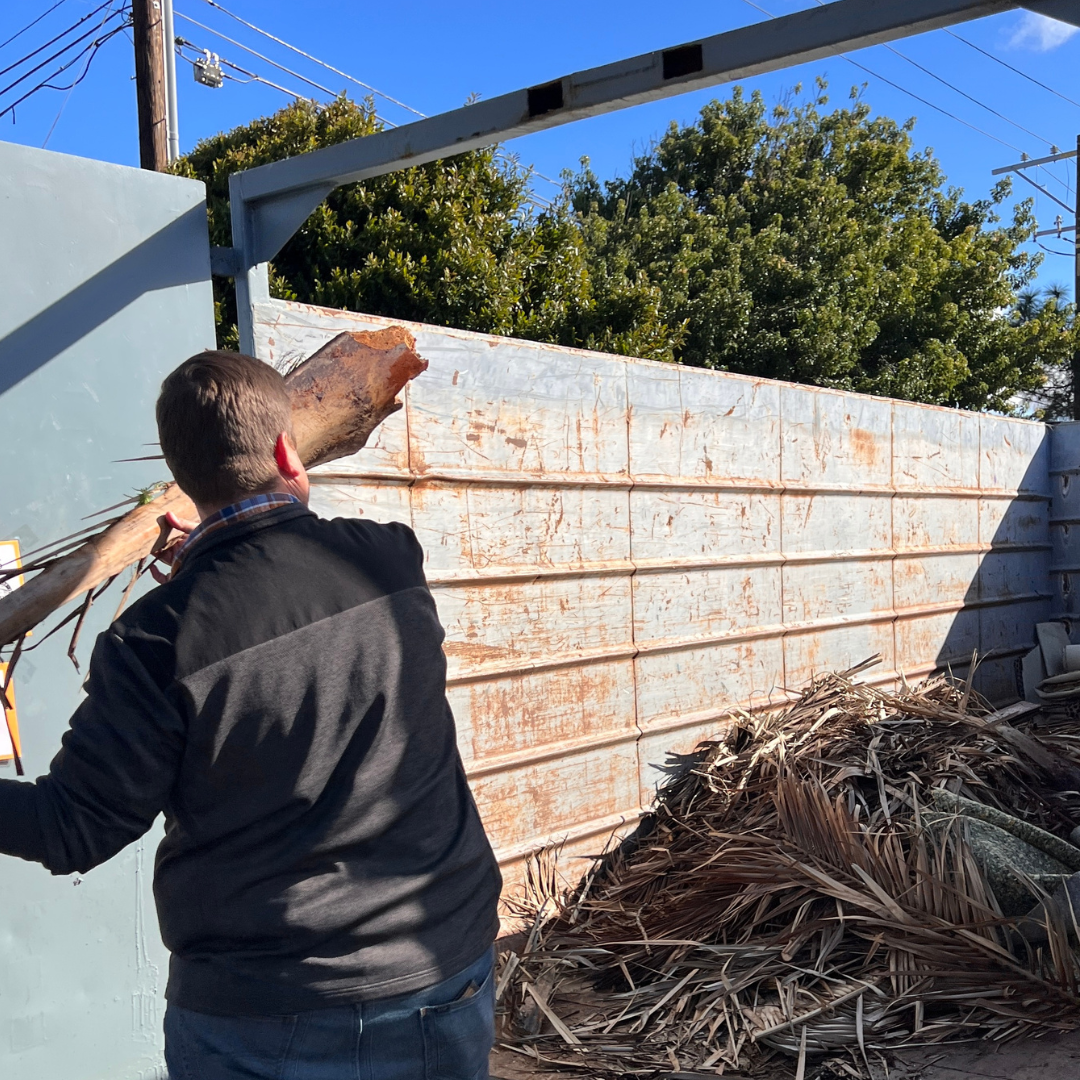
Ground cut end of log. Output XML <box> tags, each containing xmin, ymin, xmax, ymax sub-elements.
<box><xmin>287</xmin><ymin>330</ymin><xmax>429</xmax><ymax>469</ymax></box>
<box><xmin>343</xmin><ymin>326</ymin><xmax>417</xmax><ymax>352</ymax></box>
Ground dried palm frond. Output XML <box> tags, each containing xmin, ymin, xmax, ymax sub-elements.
<box><xmin>502</xmin><ymin>660</ymin><xmax>1080</xmax><ymax>1078</ymax></box>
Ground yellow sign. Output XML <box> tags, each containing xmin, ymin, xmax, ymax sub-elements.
<box><xmin>0</xmin><ymin>662</ymin><xmax>20</xmax><ymax>763</ymax></box>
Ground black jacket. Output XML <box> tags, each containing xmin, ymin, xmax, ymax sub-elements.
<box><xmin>0</xmin><ymin>504</ymin><xmax>501</xmax><ymax>1015</ymax></box>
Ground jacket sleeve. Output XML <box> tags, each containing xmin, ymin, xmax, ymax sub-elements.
<box><xmin>0</xmin><ymin>627</ymin><xmax>186</xmax><ymax>875</ymax></box>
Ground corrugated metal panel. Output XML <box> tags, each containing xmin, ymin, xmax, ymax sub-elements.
<box><xmin>255</xmin><ymin>300</ymin><xmax>1052</xmax><ymax>905</ymax></box>
<box><xmin>1049</xmin><ymin>420</ymin><xmax>1080</xmax><ymax>626</ymax></box>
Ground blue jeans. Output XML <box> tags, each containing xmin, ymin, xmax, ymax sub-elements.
<box><xmin>163</xmin><ymin>948</ymin><xmax>495</xmax><ymax>1080</ymax></box>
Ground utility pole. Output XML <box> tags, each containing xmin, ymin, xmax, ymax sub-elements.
<box><xmin>132</xmin><ymin>0</ymin><xmax>167</xmax><ymax>171</ymax></box>
<box><xmin>993</xmin><ymin>145</ymin><xmax>1080</xmax><ymax>418</ymax></box>
<box><xmin>162</xmin><ymin>0</ymin><xmax>180</xmax><ymax>163</ymax></box>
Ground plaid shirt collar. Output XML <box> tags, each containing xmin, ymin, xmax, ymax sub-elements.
<box><xmin>170</xmin><ymin>493</ymin><xmax>301</xmax><ymax>577</ymax></box>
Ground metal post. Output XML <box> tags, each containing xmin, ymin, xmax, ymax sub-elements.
<box><xmin>132</xmin><ymin>0</ymin><xmax>167</xmax><ymax>171</ymax></box>
<box><xmin>162</xmin><ymin>0</ymin><xmax>180</xmax><ymax>163</ymax></box>
<box><xmin>229</xmin><ymin>173</ymin><xmax>271</xmax><ymax>358</ymax></box>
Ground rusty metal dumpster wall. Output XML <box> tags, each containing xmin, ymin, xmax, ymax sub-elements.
<box><xmin>255</xmin><ymin>299</ymin><xmax>1052</xmax><ymax>909</ymax></box>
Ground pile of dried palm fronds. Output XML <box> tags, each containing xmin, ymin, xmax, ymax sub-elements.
<box><xmin>498</xmin><ymin>658</ymin><xmax>1080</xmax><ymax>1078</ymax></box>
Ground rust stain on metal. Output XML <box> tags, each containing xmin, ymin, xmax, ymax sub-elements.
<box><xmin>257</xmin><ymin>300</ymin><xmax>1053</xmax><ymax>917</ymax></box>
<box><xmin>851</xmin><ymin>427</ymin><xmax>880</xmax><ymax>467</ymax></box>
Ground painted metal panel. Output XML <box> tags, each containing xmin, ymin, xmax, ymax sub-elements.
<box><xmin>779</xmin><ymin>385</ymin><xmax>893</xmax><ymax>489</ymax></box>
<box><xmin>894</xmin><ymin>494</ymin><xmax>979</xmax><ymax>551</ymax></box>
<box><xmin>781</xmin><ymin>493</ymin><xmax>892</xmax><ymax>556</ymax></box>
<box><xmin>434</xmin><ymin>574</ymin><xmax>635</xmax><ymax>683</ymax></box>
<box><xmin>785</xmin><ymin>620</ymin><xmax>898</xmax><ymax>690</ymax></box>
<box><xmin>1047</xmin><ymin>421</ymin><xmax>1080</xmax><ymax>623</ymax></box>
<box><xmin>894</xmin><ymin>552</ymin><xmax>979</xmax><ymax>610</ymax></box>
<box><xmin>892</xmin><ymin>401</ymin><xmax>980</xmax><ymax>490</ymax></box>
<box><xmin>254</xmin><ymin>299</ymin><xmax>1051</xmax><ymax>920</ymax></box>
<box><xmin>982</xmin><ymin>413</ymin><xmax>1051</xmax><ymax>494</ymax></box>
<box><xmin>627</xmin><ymin>363</ymin><xmax>781</xmax><ymax>486</ymax></box>
<box><xmin>0</xmin><ymin>142</ymin><xmax>215</xmax><ymax>1079</ymax></box>
<box><xmin>630</xmin><ymin>488</ymin><xmax>779</xmax><ymax>569</ymax></box>
<box><xmin>412</xmin><ymin>482</ymin><xmax>631</xmax><ymax>582</ymax></box>
<box><xmin>632</xmin><ymin>566</ymin><xmax>783</xmax><ymax>649</ymax></box>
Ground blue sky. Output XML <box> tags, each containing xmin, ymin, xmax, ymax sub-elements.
<box><xmin>3</xmin><ymin>1</ymin><xmax>1078</xmax><ymax>295</ymax></box>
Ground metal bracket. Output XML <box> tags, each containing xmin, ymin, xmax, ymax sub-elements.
<box><xmin>209</xmin><ymin>246</ymin><xmax>243</xmax><ymax>277</ymax></box>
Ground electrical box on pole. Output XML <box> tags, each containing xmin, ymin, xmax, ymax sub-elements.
<box><xmin>193</xmin><ymin>51</ymin><xmax>225</xmax><ymax>89</ymax></box>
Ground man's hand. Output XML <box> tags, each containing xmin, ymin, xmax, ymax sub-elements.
<box><xmin>149</xmin><ymin>512</ymin><xmax>198</xmax><ymax>584</ymax></box>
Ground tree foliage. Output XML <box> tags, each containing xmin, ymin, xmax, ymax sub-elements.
<box><xmin>570</xmin><ymin>83</ymin><xmax>1075</xmax><ymax>412</ymax></box>
<box><xmin>175</xmin><ymin>86</ymin><xmax>1076</xmax><ymax>413</ymax></box>
<box><xmin>172</xmin><ymin>96</ymin><xmax>674</xmax><ymax>360</ymax></box>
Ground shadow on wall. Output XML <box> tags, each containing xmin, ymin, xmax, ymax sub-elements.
<box><xmin>935</xmin><ymin>436</ymin><xmax>1052</xmax><ymax>706</ymax></box>
<box><xmin>1045</xmin><ymin>422</ymin><xmax>1080</xmax><ymax>660</ymax></box>
<box><xmin>0</xmin><ymin>204</ymin><xmax>210</xmax><ymax>396</ymax></box>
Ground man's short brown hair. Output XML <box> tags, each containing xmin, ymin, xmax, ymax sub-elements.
<box><xmin>157</xmin><ymin>350</ymin><xmax>292</xmax><ymax>508</ymax></box>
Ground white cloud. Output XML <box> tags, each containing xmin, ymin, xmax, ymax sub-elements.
<box><xmin>1007</xmin><ymin>11</ymin><xmax>1079</xmax><ymax>51</ymax></box>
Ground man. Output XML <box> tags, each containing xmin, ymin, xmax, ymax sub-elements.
<box><xmin>0</xmin><ymin>351</ymin><xmax>502</xmax><ymax>1079</ymax></box>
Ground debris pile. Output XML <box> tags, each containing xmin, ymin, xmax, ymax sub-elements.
<box><xmin>500</xmin><ymin>659</ymin><xmax>1080</xmax><ymax>1078</ymax></box>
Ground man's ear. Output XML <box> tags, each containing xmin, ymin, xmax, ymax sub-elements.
<box><xmin>274</xmin><ymin>432</ymin><xmax>304</xmax><ymax>479</ymax></box>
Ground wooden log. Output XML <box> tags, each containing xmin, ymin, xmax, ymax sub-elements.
<box><xmin>0</xmin><ymin>330</ymin><xmax>427</xmax><ymax>648</ymax></box>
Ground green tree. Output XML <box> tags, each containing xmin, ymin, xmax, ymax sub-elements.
<box><xmin>173</xmin><ymin>96</ymin><xmax>676</xmax><ymax>359</ymax></box>
<box><xmin>1011</xmin><ymin>285</ymin><xmax>1077</xmax><ymax>419</ymax></box>
<box><xmin>176</xmin><ymin>87</ymin><xmax>1075</xmax><ymax>413</ymax></box>
<box><xmin>569</xmin><ymin>82</ymin><xmax>1076</xmax><ymax>411</ymax></box>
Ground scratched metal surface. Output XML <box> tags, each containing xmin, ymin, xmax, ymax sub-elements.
<box><xmin>255</xmin><ymin>299</ymin><xmax>1051</xmax><ymax>906</ymax></box>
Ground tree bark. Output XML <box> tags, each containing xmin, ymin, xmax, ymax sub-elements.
<box><xmin>132</xmin><ymin>0</ymin><xmax>167</xmax><ymax>171</ymax></box>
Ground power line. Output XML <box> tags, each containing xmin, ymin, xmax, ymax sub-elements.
<box><xmin>173</xmin><ymin>36</ymin><xmax>555</xmax><ymax>211</ymax></box>
<box><xmin>0</xmin><ymin>15</ymin><xmax>127</xmax><ymax>110</ymax></box>
<box><xmin>878</xmin><ymin>40</ymin><xmax>1056</xmax><ymax>149</ymax></box>
<box><xmin>42</xmin><ymin>0</ymin><xmax>122</xmax><ymax>147</ymax></box>
<box><xmin>738</xmin><ymin>0</ymin><xmax>1027</xmax><ymax>155</ymax></box>
<box><xmin>0</xmin><ymin>0</ymin><xmax>116</xmax><ymax>78</ymax></box>
<box><xmin>1037</xmin><ymin>239</ymin><xmax>1076</xmax><ymax>258</ymax></box>
<box><xmin>184</xmin><ymin>3</ymin><xmax>562</xmax><ymax>201</ymax></box>
<box><xmin>197</xmin><ymin>0</ymin><xmax>424</xmax><ymax>118</ymax></box>
<box><xmin>802</xmin><ymin>0</ymin><xmax>1058</xmax><ymax>152</ymax></box>
<box><xmin>218</xmin><ymin>67</ymin><xmax>302</xmax><ymax>101</ymax></box>
<box><xmin>800</xmin><ymin>0</ymin><xmax>1063</xmax><ymax>157</ymax></box>
<box><xmin>173</xmin><ymin>12</ymin><xmax>339</xmax><ymax>102</ymax></box>
<box><xmin>1010</xmin><ymin>167</ymin><xmax>1075</xmax><ymax>215</ymax></box>
<box><xmin>0</xmin><ymin>22</ymin><xmax>126</xmax><ymax>121</ymax></box>
<box><xmin>175</xmin><ymin>39</ymin><xmax>311</xmax><ymax>102</ymax></box>
<box><xmin>0</xmin><ymin>4</ymin><xmax>125</xmax><ymax>101</ymax></box>
<box><xmin>798</xmin><ymin>0</ymin><xmax>1075</xmax><ymax>199</ymax></box>
<box><xmin>0</xmin><ymin>0</ymin><xmax>71</xmax><ymax>51</ymax></box>
<box><xmin>944</xmin><ymin>29</ymin><xmax>1080</xmax><ymax>112</ymax></box>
